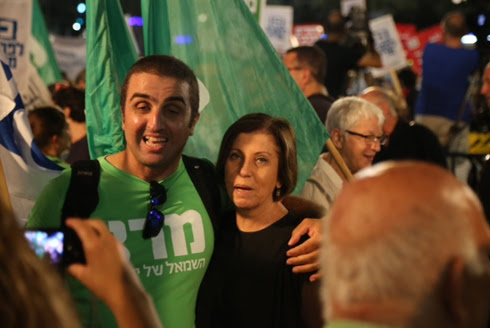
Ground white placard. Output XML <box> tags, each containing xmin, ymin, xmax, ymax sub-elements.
<box><xmin>50</xmin><ymin>34</ymin><xmax>87</xmax><ymax>82</ymax></box>
<box><xmin>261</xmin><ymin>5</ymin><xmax>293</xmax><ymax>55</ymax></box>
<box><xmin>341</xmin><ymin>0</ymin><xmax>366</xmax><ymax>17</ymax></box>
<box><xmin>369</xmin><ymin>14</ymin><xmax>407</xmax><ymax>78</ymax></box>
<box><xmin>0</xmin><ymin>0</ymin><xmax>33</xmax><ymax>89</ymax></box>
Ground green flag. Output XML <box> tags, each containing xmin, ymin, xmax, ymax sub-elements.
<box><xmin>30</xmin><ymin>0</ymin><xmax>62</xmax><ymax>86</ymax></box>
<box><xmin>142</xmin><ymin>0</ymin><xmax>328</xmax><ymax>193</ymax></box>
<box><xmin>85</xmin><ymin>0</ymin><xmax>138</xmax><ymax>158</ymax></box>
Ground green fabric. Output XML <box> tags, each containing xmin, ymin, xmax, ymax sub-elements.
<box><xmin>141</xmin><ymin>0</ymin><xmax>329</xmax><ymax>193</ymax></box>
<box><xmin>30</xmin><ymin>0</ymin><xmax>63</xmax><ymax>86</ymax></box>
<box><xmin>45</xmin><ymin>155</ymin><xmax>69</xmax><ymax>169</ymax></box>
<box><xmin>28</xmin><ymin>157</ymin><xmax>214</xmax><ymax>328</ymax></box>
<box><xmin>326</xmin><ymin>320</ymin><xmax>390</xmax><ymax>328</ymax></box>
<box><xmin>85</xmin><ymin>0</ymin><xmax>138</xmax><ymax>159</ymax></box>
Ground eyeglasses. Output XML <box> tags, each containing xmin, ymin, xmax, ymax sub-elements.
<box><xmin>345</xmin><ymin>130</ymin><xmax>388</xmax><ymax>146</ymax></box>
<box><xmin>142</xmin><ymin>181</ymin><xmax>167</xmax><ymax>239</ymax></box>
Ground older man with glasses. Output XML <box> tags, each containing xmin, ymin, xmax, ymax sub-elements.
<box><xmin>301</xmin><ymin>96</ymin><xmax>385</xmax><ymax>212</ymax></box>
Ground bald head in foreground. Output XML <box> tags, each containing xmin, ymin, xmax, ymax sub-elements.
<box><xmin>322</xmin><ymin>161</ymin><xmax>490</xmax><ymax>328</ymax></box>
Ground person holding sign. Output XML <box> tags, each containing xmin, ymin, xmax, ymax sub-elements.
<box><xmin>415</xmin><ymin>11</ymin><xmax>479</xmax><ymax>152</ymax></box>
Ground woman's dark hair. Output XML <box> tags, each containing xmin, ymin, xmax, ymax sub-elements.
<box><xmin>216</xmin><ymin>113</ymin><xmax>298</xmax><ymax>201</ymax></box>
<box><xmin>28</xmin><ymin>106</ymin><xmax>69</xmax><ymax>150</ymax></box>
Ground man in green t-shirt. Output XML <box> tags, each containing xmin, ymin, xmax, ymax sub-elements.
<box><xmin>28</xmin><ymin>55</ymin><xmax>321</xmax><ymax>328</ymax></box>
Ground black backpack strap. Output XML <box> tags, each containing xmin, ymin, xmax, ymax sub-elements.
<box><xmin>61</xmin><ymin>159</ymin><xmax>101</xmax><ymax>225</ymax></box>
<box><xmin>182</xmin><ymin>155</ymin><xmax>222</xmax><ymax>234</ymax></box>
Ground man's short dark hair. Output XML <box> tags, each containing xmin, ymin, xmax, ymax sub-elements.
<box><xmin>442</xmin><ymin>11</ymin><xmax>469</xmax><ymax>38</ymax></box>
<box><xmin>285</xmin><ymin>46</ymin><xmax>327</xmax><ymax>84</ymax></box>
<box><xmin>120</xmin><ymin>55</ymin><xmax>200</xmax><ymax>125</ymax></box>
<box><xmin>52</xmin><ymin>86</ymin><xmax>86</xmax><ymax>123</ymax></box>
<box><xmin>216</xmin><ymin>113</ymin><xmax>298</xmax><ymax>201</ymax></box>
<box><xmin>324</xmin><ymin>10</ymin><xmax>345</xmax><ymax>34</ymax></box>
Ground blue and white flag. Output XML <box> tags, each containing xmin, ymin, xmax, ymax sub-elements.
<box><xmin>0</xmin><ymin>58</ymin><xmax>62</xmax><ymax>224</ymax></box>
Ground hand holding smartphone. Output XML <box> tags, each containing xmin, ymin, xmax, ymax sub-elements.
<box><xmin>26</xmin><ymin>218</ymin><xmax>163</xmax><ymax>328</ymax></box>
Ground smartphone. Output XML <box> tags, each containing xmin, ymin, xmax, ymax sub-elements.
<box><xmin>24</xmin><ymin>228</ymin><xmax>85</xmax><ymax>267</ymax></box>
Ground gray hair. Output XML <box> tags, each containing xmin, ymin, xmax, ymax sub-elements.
<box><xmin>360</xmin><ymin>86</ymin><xmax>399</xmax><ymax>117</ymax></box>
<box><xmin>325</xmin><ymin>96</ymin><xmax>385</xmax><ymax>133</ymax></box>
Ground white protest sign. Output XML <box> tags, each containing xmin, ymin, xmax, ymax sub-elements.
<box><xmin>261</xmin><ymin>5</ymin><xmax>293</xmax><ymax>55</ymax></box>
<box><xmin>50</xmin><ymin>34</ymin><xmax>86</xmax><ymax>82</ymax></box>
<box><xmin>369</xmin><ymin>14</ymin><xmax>407</xmax><ymax>78</ymax></box>
<box><xmin>293</xmin><ymin>24</ymin><xmax>324</xmax><ymax>46</ymax></box>
<box><xmin>341</xmin><ymin>0</ymin><xmax>366</xmax><ymax>17</ymax></box>
<box><xmin>0</xmin><ymin>0</ymin><xmax>32</xmax><ymax>89</ymax></box>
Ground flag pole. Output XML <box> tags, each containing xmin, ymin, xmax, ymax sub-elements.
<box><xmin>0</xmin><ymin>157</ymin><xmax>13</xmax><ymax>212</ymax></box>
<box><xmin>325</xmin><ymin>138</ymin><xmax>353</xmax><ymax>181</ymax></box>
<box><xmin>389</xmin><ymin>69</ymin><xmax>408</xmax><ymax>118</ymax></box>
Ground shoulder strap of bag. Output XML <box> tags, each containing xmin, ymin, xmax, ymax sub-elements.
<box><xmin>61</xmin><ymin>159</ymin><xmax>101</xmax><ymax>225</ymax></box>
<box><xmin>182</xmin><ymin>155</ymin><xmax>222</xmax><ymax>234</ymax></box>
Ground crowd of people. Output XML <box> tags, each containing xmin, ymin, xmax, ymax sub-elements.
<box><xmin>2</xmin><ymin>6</ymin><xmax>490</xmax><ymax>328</ymax></box>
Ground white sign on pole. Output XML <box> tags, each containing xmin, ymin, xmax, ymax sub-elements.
<box><xmin>50</xmin><ymin>34</ymin><xmax>86</xmax><ymax>82</ymax></box>
<box><xmin>340</xmin><ymin>0</ymin><xmax>366</xmax><ymax>17</ymax></box>
<box><xmin>0</xmin><ymin>0</ymin><xmax>32</xmax><ymax>89</ymax></box>
<box><xmin>369</xmin><ymin>14</ymin><xmax>407</xmax><ymax>78</ymax></box>
<box><xmin>261</xmin><ymin>5</ymin><xmax>293</xmax><ymax>55</ymax></box>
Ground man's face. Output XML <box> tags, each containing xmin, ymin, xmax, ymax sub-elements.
<box><xmin>480</xmin><ymin>65</ymin><xmax>490</xmax><ymax>108</ymax></box>
<box><xmin>337</xmin><ymin>116</ymin><xmax>382</xmax><ymax>174</ymax></box>
<box><xmin>122</xmin><ymin>72</ymin><xmax>198</xmax><ymax>177</ymax></box>
<box><xmin>283</xmin><ymin>52</ymin><xmax>306</xmax><ymax>91</ymax></box>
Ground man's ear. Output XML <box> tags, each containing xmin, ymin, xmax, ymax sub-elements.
<box><xmin>443</xmin><ymin>257</ymin><xmax>466</xmax><ymax>324</ymax></box>
<box><xmin>189</xmin><ymin>113</ymin><xmax>200</xmax><ymax>136</ymax></box>
<box><xmin>303</xmin><ymin>69</ymin><xmax>313</xmax><ymax>84</ymax></box>
<box><xmin>331</xmin><ymin>129</ymin><xmax>343</xmax><ymax>149</ymax></box>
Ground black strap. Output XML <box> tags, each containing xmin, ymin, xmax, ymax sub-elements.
<box><xmin>61</xmin><ymin>160</ymin><xmax>101</xmax><ymax>225</ymax></box>
<box><xmin>182</xmin><ymin>155</ymin><xmax>222</xmax><ymax>234</ymax></box>
<box><xmin>60</xmin><ymin>156</ymin><xmax>219</xmax><ymax>232</ymax></box>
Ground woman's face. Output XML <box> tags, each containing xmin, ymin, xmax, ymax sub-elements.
<box><xmin>224</xmin><ymin>131</ymin><xmax>282</xmax><ymax>212</ymax></box>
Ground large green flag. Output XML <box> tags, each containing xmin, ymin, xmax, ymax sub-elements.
<box><xmin>85</xmin><ymin>0</ymin><xmax>138</xmax><ymax>158</ymax></box>
<box><xmin>141</xmin><ymin>0</ymin><xmax>328</xmax><ymax>193</ymax></box>
<box><xmin>30</xmin><ymin>0</ymin><xmax>62</xmax><ymax>86</ymax></box>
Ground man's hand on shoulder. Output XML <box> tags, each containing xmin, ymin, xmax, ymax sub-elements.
<box><xmin>282</xmin><ymin>195</ymin><xmax>325</xmax><ymax>282</ymax></box>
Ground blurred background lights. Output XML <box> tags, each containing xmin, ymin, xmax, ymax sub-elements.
<box><xmin>461</xmin><ymin>33</ymin><xmax>477</xmax><ymax>45</ymax></box>
<box><xmin>72</xmin><ymin>22</ymin><xmax>81</xmax><ymax>31</ymax></box>
<box><xmin>76</xmin><ymin>3</ymin><xmax>86</xmax><ymax>14</ymax></box>
<box><xmin>128</xmin><ymin>16</ymin><xmax>143</xmax><ymax>27</ymax></box>
<box><xmin>478</xmin><ymin>14</ymin><xmax>486</xmax><ymax>26</ymax></box>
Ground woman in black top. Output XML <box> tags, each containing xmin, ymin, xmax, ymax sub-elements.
<box><xmin>198</xmin><ymin>113</ymin><xmax>322</xmax><ymax>328</ymax></box>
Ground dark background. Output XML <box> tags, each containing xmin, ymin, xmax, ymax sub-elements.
<box><xmin>38</xmin><ymin>0</ymin><xmax>490</xmax><ymax>31</ymax></box>
<box><xmin>38</xmin><ymin>0</ymin><xmax>490</xmax><ymax>60</ymax></box>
